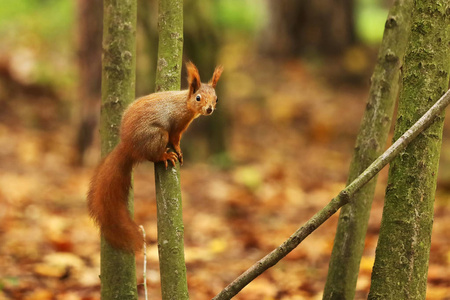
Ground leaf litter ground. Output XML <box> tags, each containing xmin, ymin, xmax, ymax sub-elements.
<box><xmin>1</xmin><ymin>52</ymin><xmax>450</xmax><ymax>300</ymax></box>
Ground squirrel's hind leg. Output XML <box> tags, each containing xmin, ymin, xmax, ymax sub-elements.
<box><xmin>142</xmin><ymin>129</ymin><xmax>178</xmax><ymax>168</ymax></box>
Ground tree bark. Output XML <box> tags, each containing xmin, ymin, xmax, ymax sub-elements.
<box><xmin>368</xmin><ymin>1</ymin><xmax>450</xmax><ymax>299</ymax></box>
<box><xmin>153</xmin><ymin>0</ymin><xmax>189</xmax><ymax>299</ymax></box>
<box><xmin>99</xmin><ymin>0</ymin><xmax>138</xmax><ymax>299</ymax></box>
<box><xmin>154</xmin><ymin>0</ymin><xmax>183</xmax><ymax>92</ymax></box>
<box><xmin>323</xmin><ymin>1</ymin><xmax>413</xmax><ymax>299</ymax></box>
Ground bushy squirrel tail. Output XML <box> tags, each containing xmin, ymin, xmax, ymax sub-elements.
<box><xmin>87</xmin><ymin>144</ymin><xmax>143</xmax><ymax>252</ymax></box>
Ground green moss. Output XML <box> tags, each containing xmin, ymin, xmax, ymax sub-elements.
<box><xmin>412</xmin><ymin>20</ymin><xmax>433</xmax><ymax>35</ymax></box>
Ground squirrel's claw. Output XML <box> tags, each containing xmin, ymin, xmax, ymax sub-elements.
<box><xmin>173</xmin><ymin>146</ymin><xmax>183</xmax><ymax>166</ymax></box>
<box><xmin>160</xmin><ymin>148</ymin><xmax>179</xmax><ymax>169</ymax></box>
<box><xmin>176</xmin><ymin>151</ymin><xmax>184</xmax><ymax>165</ymax></box>
<box><xmin>168</xmin><ymin>155</ymin><xmax>177</xmax><ymax>168</ymax></box>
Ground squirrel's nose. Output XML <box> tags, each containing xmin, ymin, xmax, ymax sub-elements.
<box><xmin>206</xmin><ymin>107</ymin><xmax>213</xmax><ymax>114</ymax></box>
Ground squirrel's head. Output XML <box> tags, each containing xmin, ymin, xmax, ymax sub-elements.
<box><xmin>186</xmin><ymin>61</ymin><xmax>223</xmax><ymax>117</ymax></box>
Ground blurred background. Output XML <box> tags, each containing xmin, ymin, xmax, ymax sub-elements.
<box><xmin>1</xmin><ymin>0</ymin><xmax>450</xmax><ymax>299</ymax></box>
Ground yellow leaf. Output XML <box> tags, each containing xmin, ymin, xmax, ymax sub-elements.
<box><xmin>359</xmin><ymin>256</ymin><xmax>375</xmax><ymax>273</ymax></box>
<box><xmin>209</xmin><ymin>238</ymin><xmax>227</xmax><ymax>254</ymax></box>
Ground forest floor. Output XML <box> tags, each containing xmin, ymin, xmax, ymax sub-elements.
<box><xmin>1</xmin><ymin>43</ymin><xmax>450</xmax><ymax>300</ymax></box>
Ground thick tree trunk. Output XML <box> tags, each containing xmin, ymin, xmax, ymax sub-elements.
<box><xmin>99</xmin><ymin>0</ymin><xmax>138</xmax><ymax>299</ymax></box>
<box><xmin>153</xmin><ymin>0</ymin><xmax>189</xmax><ymax>299</ymax></box>
<box><xmin>75</xmin><ymin>0</ymin><xmax>102</xmax><ymax>165</ymax></box>
<box><xmin>368</xmin><ymin>1</ymin><xmax>450</xmax><ymax>299</ymax></box>
<box><xmin>264</xmin><ymin>0</ymin><xmax>355</xmax><ymax>56</ymax></box>
<box><xmin>323</xmin><ymin>1</ymin><xmax>413</xmax><ymax>299</ymax></box>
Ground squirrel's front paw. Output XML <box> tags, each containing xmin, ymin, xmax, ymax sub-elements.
<box><xmin>159</xmin><ymin>148</ymin><xmax>179</xmax><ymax>169</ymax></box>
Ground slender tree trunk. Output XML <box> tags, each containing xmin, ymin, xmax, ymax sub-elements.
<box><xmin>154</xmin><ymin>0</ymin><xmax>183</xmax><ymax>93</ymax></box>
<box><xmin>99</xmin><ymin>0</ymin><xmax>138</xmax><ymax>299</ymax></box>
<box><xmin>323</xmin><ymin>1</ymin><xmax>413</xmax><ymax>299</ymax></box>
<box><xmin>153</xmin><ymin>0</ymin><xmax>188</xmax><ymax>299</ymax></box>
<box><xmin>369</xmin><ymin>1</ymin><xmax>450</xmax><ymax>299</ymax></box>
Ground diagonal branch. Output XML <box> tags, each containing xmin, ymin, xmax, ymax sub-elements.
<box><xmin>212</xmin><ymin>88</ymin><xmax>450</xmax><ymax>300</ymax></box>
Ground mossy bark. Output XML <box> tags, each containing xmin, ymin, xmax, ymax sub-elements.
<box><xmin>369</xmin><ymin>2</ymin><xmax>450</xmax><ymax>299</ymax></box>
<box><xmin>99</xmin><ymin>0</ymin><xmax>138</xmax><ymax>299</ymax></box>
<box><xmin>323</xmin><ymin>1</ymin><xmax>413</xmax><ymax>299</ymax></box>
<box><xmin>154</xmin><ymin>165</ymin><xmax>189</xmax><ymax>300</ymax></box>
<box><xmin>153</xmin><ymin>0</ymin><xmax>188</xmax><ymax>299</ymax></box>
<box><xmin>154</xmin><ymin>0</ymin><xmax>183</xmax><ymax>92</ymax></box>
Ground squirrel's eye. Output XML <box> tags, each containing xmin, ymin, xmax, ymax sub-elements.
<box><xmin>216</xmin><ymin>97</ymin><xmax>219</xmax><ymax>103</ymax></box>
<box><xmin>196</xmin><ymin>95</ymin><xmax>201</xmax><ymax>101</ymax></box>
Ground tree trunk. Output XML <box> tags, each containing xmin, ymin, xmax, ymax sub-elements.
<box><xmin>264</xmin><ymin>0</ymin><xmax>355</xmax><ymax>57</ymax></box>
<box><xmin>323</xmin><ymin>1</ymin><xmax>413</xmax><ymax>299</ymax></box>
<box><xmin>368</xmin><ymin>1</ymin><xmax>450</xmax><ymax>299</ymax></box>
<box><xmin>99</xmin><ymin>0</ymin><xmax>138</xmax><ymax>299</ymax></box>
<box><xmin>153</xmin><ymin>0</ymin><xmax>189</xmax><ymax>299</ymax></box>
<box><xmin>74</xmin><ymin>0</ymin><xmax>102</xmax><ymax>165</ymax></box>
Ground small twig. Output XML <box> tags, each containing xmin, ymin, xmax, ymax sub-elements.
<box><xmin>139</xmin><ymin>225</ymin><xmax>148</xmax><ymax>300</ymax></box>
<box><xmin>212</xmin><ymin>88</ymin><xmax>450</xmax><ymax>300</ymax></box>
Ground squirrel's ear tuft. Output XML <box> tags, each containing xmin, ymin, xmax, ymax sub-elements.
<box><xmin>186</xmin><ymin>61</ymin><xmax>201</xmax><ymax>96</ymax></box>
<box><xmin>209</xmin><ymin>65</ymin><xmax>223</xmax><ymax>88</ymax></box>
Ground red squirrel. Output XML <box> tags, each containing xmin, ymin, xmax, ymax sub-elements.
<box><xmin>87</xmin><ymin>62</ymin><xmax>223</xmax><ymax>252</ymax></box>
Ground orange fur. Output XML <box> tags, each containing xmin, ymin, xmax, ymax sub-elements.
<box><xmin>87</xmin><ymin>62</ymin><xmax>223</xmax><ymax>252</ymax></box>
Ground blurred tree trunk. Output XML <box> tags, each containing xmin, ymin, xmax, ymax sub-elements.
<box><xmin>99</xmin><ymin>0</ymin><xmax>138</xmax><ymax>298</ymax></box>
<box><xmin>75</xmin><ymin>0</ymin><xmax>103</xmax><ymax>165</ymax></box>
<box><xmin>322</xmin><ymin>1</ymin><xmax>413</xmax><ymax>299</ymax></box>
<box><xmin>264</xmin><ymin>0</ymin><xmax>355</xmax><ymax>57</ymax></box>
<box><xmin>368</xmin><ymin>1</ymin><xmax>450</xmax><ymax>299</ymax></box>
<box><xmin>153</xmin><ymin>0</ymin><xmax>189</xmax><ymax>298</ymax></box>
<box><xmin>137</xmin><ymin>0</ymin><xmax>158</xmax><ymax>95</ymax></box>
<box><xmin>183</xmin><ymin>0</ymin><xmax>227</xmax><ymax>160</ymax></box>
